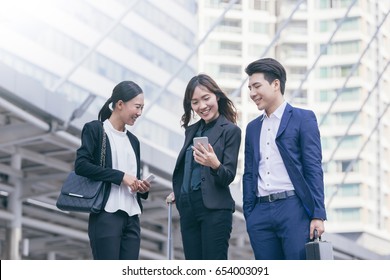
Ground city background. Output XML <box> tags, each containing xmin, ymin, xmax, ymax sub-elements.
<box><xmin>0</xmin><ymin>0</ymin><xmax>389</xmax><ymax>259</ymax></box>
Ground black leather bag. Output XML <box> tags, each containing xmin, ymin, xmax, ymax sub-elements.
<box><xmin>56</xmin><ymin>127</ymin><xmax>107</xmax><ymax>213</ymax></box>
<box><xmin>305</xmin><ymin>229</ymin><xmax>334</xmax><ymax>260</ymax></box>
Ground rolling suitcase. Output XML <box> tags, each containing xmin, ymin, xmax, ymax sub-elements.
<box><xmin>305</xmin><ymin>229</ymin><xmax>334</xmax><ymax>260</ymax></box>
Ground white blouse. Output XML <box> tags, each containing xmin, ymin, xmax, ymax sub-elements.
<box><xmin>103</xmin><ymin>120</ymin><xmax>141</xmax><ymax>216</ymax></box>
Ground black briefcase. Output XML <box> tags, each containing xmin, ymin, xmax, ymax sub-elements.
<box><xmin>305</xmin><ymin>230</ymin><xmax>334</xmax><ymax>260</ymax></box>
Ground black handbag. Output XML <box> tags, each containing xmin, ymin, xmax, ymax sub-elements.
<box><xmin>56</xmin><ymin>127</ymin><xmax>107</xmax><ymax>213</ymax></box>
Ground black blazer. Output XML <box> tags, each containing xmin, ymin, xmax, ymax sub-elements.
<box><xmin>74</xmin><ymin>120</ymin><xmax>148</xmax><ymax>211</ymax></box>
<box><xmin>172</xmin><ymin>115</ymin><xmax>241</xmax><ymax>212</ymax></box>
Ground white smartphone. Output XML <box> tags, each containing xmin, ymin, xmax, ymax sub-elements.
<box><xmin>143</xmin><ymin>174</ymin><xmax>155</xmax><ymax>183</ymax></box>
<box><xmin>193</xmin><ymin>136</ymin><xmax>209</xmax><ymax>149</ymax></box>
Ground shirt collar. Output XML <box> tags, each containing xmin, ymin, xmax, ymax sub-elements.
<box><xmin>272</xmin><ymin>101</ymin><xmax>287</xmax><ymax>120</ymax></box>
<box><xmin>259</xmin><ymin>101</ymin><xmax>287</xmax><ymax>121</ymax></box>
<box><xmin>200</xmin><ymin>115</ymin><xmax>220</xmax><ymax>131</ymax></box>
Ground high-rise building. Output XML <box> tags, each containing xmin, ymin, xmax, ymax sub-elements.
<box><xmin>197</xmin><ymin>0</ymin><xmax>390</xmax><ymax>255</ymax></box>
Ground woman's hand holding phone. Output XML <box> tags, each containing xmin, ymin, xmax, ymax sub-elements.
<box><xmin>192</xmin><ymin>140</ymin><xmax>221</xmax><ymax>170</ymax></box>
<box><xmin>123</xmin><ymin>173</ymin><xmax>140</xmax><ymax>192</ymax></box>
<box><xmin>139</xmin><ymin>174</ymin><xmax>154</xmax><ymax>193</ymax></box>
<box><xmin>193</xmin><ymin>137</ymin><xmax>209</xmax><ymax>150</ymax></box>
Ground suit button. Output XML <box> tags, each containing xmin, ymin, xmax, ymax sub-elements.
<box><xmin>201</xmin><ymin>178</ymin><xmax>205</xmax><ymax>182</ymax></box>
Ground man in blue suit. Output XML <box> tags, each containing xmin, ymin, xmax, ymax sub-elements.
<box><xmin>243</xmin><ymin>58</ymin><xmax>327</xmax><ymax>260</ymax></box>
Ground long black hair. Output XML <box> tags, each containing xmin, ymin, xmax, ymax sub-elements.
<box><xmin>98</xmin><ymin>81</ymin><xmax>143</xmax><ymax>122</ymax></box>
<box><xmin>181</xmin><ymin>74</ymin><xmax>237</xmax><ymax>128</ymax></box>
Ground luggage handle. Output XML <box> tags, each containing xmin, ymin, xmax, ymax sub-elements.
<box><xmin>313</xmin><ymin>228</ymin><xmax>321</xmax><ymax>242</ymax></box>
<box><xmin>167</xmin><ymin>200</ymin><xmax>173</xmax><ymax>260</ymax></box>
<box><xmin>166</xmin><ymin>193</ymin><xmax>175</xmax><ymax>260</ymax></box>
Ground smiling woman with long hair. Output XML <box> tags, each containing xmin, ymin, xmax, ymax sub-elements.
<box><xmin>168</xmin><ymin>74</ymin><xmax>241</xmax><ymax>259</ymax></box>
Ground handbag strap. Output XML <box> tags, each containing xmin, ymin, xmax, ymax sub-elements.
<box><xmin>100</xmin><ymin>126</ymin><xmax>106</xmax><ymax>167</ymax></box>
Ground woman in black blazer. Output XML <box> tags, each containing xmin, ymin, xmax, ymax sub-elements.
<box><xmin>170</xmin><ymin>74</ymin><xmax>241</xmax><ymax>259</ymax></box>
<box><xmin>75</xmin><ymin>81</ymin><xmax>150</xmax><ymax>259</ymax></box>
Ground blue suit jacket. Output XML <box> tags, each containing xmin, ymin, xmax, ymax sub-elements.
<box><xmin>242</xmin><ymin>103</ymin><xmax>326</xmax><ymax>220</ymax></box>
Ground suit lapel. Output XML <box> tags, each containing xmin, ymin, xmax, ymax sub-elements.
<box><xmin>276</xmin><ymin>103</ymin><xmax>293</xmax><ymax>138</ymax></box>
<box><xmin>253</xmin><ymin>115</ymin><xmax>263</xmax><ymax>163</ymax></box>
<box><xmin>176</xmin><ymin>122</ymin><xmax>200</xmax><ymax>167</ymax></box>
<box><xmin>207</xmin><ymin>115</ymin><xmax>227</xmax><ymax>146</ymax></box>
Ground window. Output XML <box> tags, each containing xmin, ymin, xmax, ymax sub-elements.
<box><xmin>321</xmin><ymin>137</ymin><xmax>332</xmax><ymax>150</ymax></box>
<box><xmin>249</xmin><ymin>21</ymin><xmax>269</xmax><ymax>34</ymax></box>
<box><xmin>288</xmin><ymin>21</ymin><xmax>307</xmax><ymax>35</ymax></box>
<box><xmin>325</xmin><ymin>183</ymin><xmax>360</xmax><ymax>197</ymax></box>
<box><xmin>205</xmin><ymin>0</ymin><xmax>242</xmax><ymax>9</ymax></box>
<box><xmin>318</xmin><ymin>0</ymin><xmax>356</xmax><ymax>9</ymax></box>
<box><xmin>83</xmin><ymin>53</ymin><xmax>182</xmax><ymax>112</ymax></box>
<box><xmin>339</xmin><ymin>183</ymin><xmax>360</xmax><ymax>197</ymax></box>
<box><xmin>220</xmin><ymin>41</ymin><xmax>242</xmax><ymax>56</ymax></box>
<box><xmin>320</xmin><ymin>40</ymin><xmax>360</xmax><ymax>55</ymax></box>
<box><xmin>341</xmin><ymin>160</ymin><xmax>358</xmax><ymax>172</ymax></box>
<box><xmin>317</xmin><ymin>17</ymin><xmax>359</xmax><ymax>32</ymax></box>
<box><xmin>9</xmin><ymin>19</ymin><xmax>87</xmax><ymax>62</ymax></box>
<box><xmin>136</xmin><ymin>1</ymin><xmax>195</xmax><ymax>47</ymax></box>
<box><xmin>333</xmin><ymin>207</ymin><xmax>361</xmax><ymax>221</ymax></box>
<box><xmin>316</xmin><ymin>87</ymin><xmax>361</xmax><ymax>102</ymax></box>
<box><xmin>57</xmin><ymin>0</ymin><xmax>112</xmax><ymax>32</ymax></box>
<box><xmin>337</xmin><ymin>134</ymin><xmax>361</xmax><ymax>148</ymax></box>
<box><xmin>288</xmin><ymin>67</ymin><xmax>307</xmax><ymax>79</ymax></box>
<box><xmin>219</xmin><ymin>64</ymin><xmax>242</xmax><ymax>79</ymax></box>
<box><xmin>339</xmin><ymin>87</ymin><xmax>361</xmax><ymax>101</ymax></box>
<box><xmin>285</xmin><ymin>89</ymin><xmax>307</xmax><ymax>104</ymax></box>
<box><xmin>324</xmin><ymin>159</ymin><xmax>360</xmax><ymax>173</ymax></box>
<box><xmin>281</xmin><ymin>44</ymin><xmax>307</xmax><ymax>59</ymax></box>
<box><xmin>111</xmin><ymin>25</ymin><xmax>194</xmax><ymax>82</ymax></box>
<box><xmin>218</xmin><ymin>18</ymin><xmax>242</xmax><ymax>33</ymax></box>
<box><xmin>317</xmin><ymin>90</ymin><xmax>336</xmax><ymax>102</ymax></box>
<box><xmin>318</xmin><ymin>65</ymin><xmax>358</xmax><ymax>79</ymax></box>
<box><xmin>248</xmin><ymin>44</ymin><xmax>266</xmax><ymax>57</ymax></box>
<box><xmin>251</xmin><ymin>0</ymin><xmax>269</xmax><ymax>11</ymax></box>
<box><xmin>136</xmin><ymin>119</ymin><xmax>183</xmax><ymax>151</ymax></box>
<box><xmin>0</xmin><ymin>50</ymin><xmax>59</xmax><ymax>91</ymax></box>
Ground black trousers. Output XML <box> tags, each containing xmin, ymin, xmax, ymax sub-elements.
<box><xmin>88</xmin><ymin>210</ymin><xmax>140</xmax><ymax>260</ymax></box>
<box><xmin>179</xmin><ymin>189</ymin><xmax>232</xmax><ymax>260</ymax></box>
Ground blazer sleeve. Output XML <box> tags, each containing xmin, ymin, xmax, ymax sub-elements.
<box><xmin>300</xmin><ymin>111</ymin><xmax>326</xmax><ymax>220</ymax></box>
<box><xmin>74</xmin><ymin>121</ymin><xmax>124</xmax><ymax>186</ymax></box>
<box><xmin>211</xmin><ymin>124</ymin><xmax>241</xmax><ymax>187</ymax></box>
<box><xmin>242</xmin><ymin>123</ymin><xmax>256</xmax><ymax>218</ymax></box>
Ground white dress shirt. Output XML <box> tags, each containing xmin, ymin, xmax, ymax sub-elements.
<box><xmin>258</xmin><ymin>101</ymin><xmax>294</xmax><ymax>196</ymax></box>
<box><xmin>103</xmin><ymin>120</ymin><xmax>141</xmax><ymax>216</ymax></box>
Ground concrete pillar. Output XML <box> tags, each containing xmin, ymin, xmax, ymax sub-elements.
<box><xmin>7</xmin><ymin>153</ymin><xmax>23</xmax><ymax>259</ymax></box>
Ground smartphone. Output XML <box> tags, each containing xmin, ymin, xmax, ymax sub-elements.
<box><xmin>143</xmin><ymin>174</ymin><xmax>155</xmax><ymax>183</ymax></box>
<box><xmin>193</xmin><ymin>136</ymin><xmax>209</xmax><ymax>149</ymax></box>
